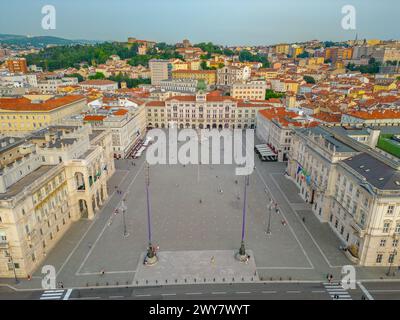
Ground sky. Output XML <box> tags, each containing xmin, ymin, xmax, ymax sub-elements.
<box><xmin>0</xmin><ymin>0</ymin><xmax>399</xmax><ymax>46</ymax></box>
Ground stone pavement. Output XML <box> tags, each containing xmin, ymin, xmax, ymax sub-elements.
<box><xmin>132</xmin><ymin>250</ymin><xmax>258</xmax><ymax>286</ymax></box>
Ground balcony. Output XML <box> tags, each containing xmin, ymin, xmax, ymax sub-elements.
<box><xmin>350</xmin><ymin>220</ymin><xmax>365</xmax><ymax>237</ymax></box>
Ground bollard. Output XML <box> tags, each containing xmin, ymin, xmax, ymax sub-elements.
<box><xmin>194</xmin><ymin>278</ymin><xmax>196</xmax><ymax>283</ymax></box>
<box><xmin>165</xmin><ymin>280</ymin><xmax>168</xmax><ymax>284</ymax></box>
<box><xmin>213</xmin><ymin>278</ymin><xmax>216</xmax><ymax>282</ymax></box>
<box><xmin>136</xmin><ymin>281</ymin><xmax>138</xmax><ymax>285</ymax></box>
<box><xmin>222</xmin><ymin>278</ymin><xmax>225</xmax><ymax>282</ymax></box>
<box><xmin>204</xmin><ymin>278</ymin><xmax>206</xmax><ymax>282</ymax></box>
<box><xmin>146</xmin><ymin>280</ymin><xmax>148</xmax><ymax>284</ymax></box>
<box><xmin>232</xmin><ymin>277</ymin><xmax>235</xmax><ymax>282</ymax></box>
<box><xmin>280</xmin><ymin>277</ymin><xmax>282</xmax><ymax>281</ymax></box>
<box><xmin>116</xmin><ymin>281</ymin><xmax>119</xmax><ymax>286</ymax></box>
<box><xmin>155</xmin><ymin>280</ymin><xmax>158</xmax><ymax>284</ymax></box>
<box><xmin>270</xmin><ymin>277</ymin><xmax>273</xmax><ymax>281</ymax></box>
<box><xmin>175</xmin><ymin>279</ymin><xmax>178</xmax><ymax>283</ymax></box>
<box><xmin>289</xmin><ymin>277</ymin><xmax>292</xmax><ymax>281</ymax></box>
<box><xmin>242</xmin><ymin>277</ymin><xmax>244</xmax><ymax>282</ymax></box>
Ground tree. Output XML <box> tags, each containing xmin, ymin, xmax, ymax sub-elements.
<box><xmin>265</xmin><ymin>89</ymin><xmax>285</xmax><ymax>100</ymax></box>
<box><xmin>303</xmin><ymin>75</ymin><xmax>316</xmax><ymax>84</ymax></box>
<box><xmin>88</xmin><ymin>72</ymin><xmax>105</xmax><ymax>80</ymax></box>
<box><xmin>65</xmin><ymin>73</ymin><xmax>84</xmax><ymax>82</ymax></box>
<box><xmin>239</xmin><ymin>50</ymin><xmax>270</xmax><ymax>67</ymax></box>
<box><xmin>297</xmin><ymin>52</ymin><xmax>310</xmax><ymax>59</ymax></box>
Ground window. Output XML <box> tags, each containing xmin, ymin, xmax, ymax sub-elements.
<box><xmin>395</xmin><ymin>223</ymin><xmax>400</xmax><ymax>234</ymax></box>
<box><xmin>388</xmin><ymin>253</ymin><xmax>395</xmax><ymax>264</ymax></box>
<box><xmin>381</xmin><ymin>222</ymin><xmax>392</xmax><ymax>234</ymax></box>
<box><xmin>392</xmin><ymin>239</ymin><xmax>399</xmax><ymax>247</ymax></box>
<box><xmin>380</xmin><ymin>239</ymin><xmax>386</xmax><ymax>247</ymax></box>
<box><xmin>376</xmin><ymin>254</ymin><xmax>383</xmax><ymax>263</ymax></box>
<box><xmin>387</xmin><ymin>205</ymin><xmax>395</xmax><ymax>215</ymax></box>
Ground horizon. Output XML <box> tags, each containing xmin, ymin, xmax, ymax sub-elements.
<box><xmin>0</xmin><ymin>0</ymin><xmax>399</xmax><ymax>46</ymax></box>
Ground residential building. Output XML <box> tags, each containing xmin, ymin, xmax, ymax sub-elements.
<box><xmin>6</xmin><ymin>58</ymin><xmax>28</xmax><ymax>74</ymax></box>
<box><xmin>79</xmin><ymin>80</ymin><xmax>118</xmax><ymax>91</ymax></box>
<box><xmin>231</xmin><ymin>81</ymin><xmax>267</xmax><ymax>100</ymax></box>
<box><xmin>172</xmin><ymin>70</ymin><xmax>217</xmax><ymax>86</ymax></box>
<box><xmin>149</xmin><ymin>59</ymin><xmax>172</xmax><ymax>85</ymax></box>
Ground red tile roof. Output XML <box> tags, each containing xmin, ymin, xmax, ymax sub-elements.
<box><xmin>345</xmin><ymin>110</ymin><xmax>400</xmax><ymax>120</ymax></box>
<box><xmin>83</xmin><ymin>115</ymin><xmax>106</xmax><ymax>121</ymax></box>
<box><xmin>0</xmin><ymin>95</ymin><xmax>86</xmax><ymax>112</ymax></box>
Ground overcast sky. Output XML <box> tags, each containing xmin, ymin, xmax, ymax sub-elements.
<box><xmin>0</xmin><ymin>0</ymin><xmax>399</xmax><ymax>45</ymax></box>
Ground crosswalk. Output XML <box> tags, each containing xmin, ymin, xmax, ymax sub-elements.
<box><xmin>39</xmin><ymin>289</ymin><xmax>72</xmax><ymax>300</ymax></box>
<box><xmin>323</xmin><ymin>282</ymin><xmax>352</xmax><ymax>300</ymax></box>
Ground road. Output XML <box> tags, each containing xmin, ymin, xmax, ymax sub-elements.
<box><xmin>1</xmin><ymin>281</ymin><xmax>399</xmax><ymax>300</ymax></box>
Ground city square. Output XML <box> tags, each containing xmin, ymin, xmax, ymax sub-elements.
<box><xmin>5</xmin><ymin>132</ymin><xmax>390</xmax><ymax>290</ymax></box>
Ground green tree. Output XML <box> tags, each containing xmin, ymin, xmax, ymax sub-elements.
<box><xmin>88</xmin><ymin>72</ymin><xmax>105</xmax><ymax>80</ymax></box>
<box><xmin>303</xmin><ymin>75</ymin><xmax>316</xmax><ymax>84</ymax></box>
<box><xmin>265</xmin><ymin>89</ymin><xmax>285</xmax><ymax>100</ymax></box>
<box><xmin>65</xmin><ymin>73</ymin><xmax>84</xmax><ymax>82</ymax></box>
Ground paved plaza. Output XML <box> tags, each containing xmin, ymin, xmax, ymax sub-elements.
<box><xmin>1</xmin><ymin>132</ymin><xmax>399</xmax><ymax>289</ymax></box>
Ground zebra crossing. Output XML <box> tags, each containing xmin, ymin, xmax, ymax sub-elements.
<box><xmin>323</xmin><ymin>282</ymin><xmax>352</xmax><ymax>300</ymax></box>
<box><xmin>39</xmin><ymin>289</ymin><xmax>72</xmax><ymax>300</ymax></box>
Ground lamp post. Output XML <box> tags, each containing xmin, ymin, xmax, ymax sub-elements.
<box><xmin>145</xmin><ymin>162</ymin><xmax>157</xmax><ymax>265</ymax></box>
<box><xmin>236</xmin><ymin>175</ymin><xmax>249</xmax><ymax>261</ymax></box>
<box><xmin>122</xmin><ymin>199</ymin><xmax>129</xmax><ymax>238</ymax></box>
<box><xmin>266</xmin><ymin>197</ymin><xmax>272</xmax><ymax>235</ymax></box>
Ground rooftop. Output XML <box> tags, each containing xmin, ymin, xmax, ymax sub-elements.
<box><xmin>0</xmin><ymin>165</ymin><xmax>56</xmax><ymax>200</ymax></box>
<box><xmin>0</xmin><ymin>95</ymin><xmax>86</xmax><ymax>112</ymax></box>
<box><xmin>343</xmin><ymin>153</ymin><xmax>400</xmax><ymax>191</ymax></box>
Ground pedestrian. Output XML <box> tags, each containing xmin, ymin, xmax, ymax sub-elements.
<box><xmin>235</xmin><ymin>180</ymin><xmax>238</xmax><ymax>184</ymax></box>
<box><xmin>27</xmin><ymin>274</ymin><xmax>31</xmax><ymax>281</ymax></box>
<box><xmin>199</xmin><ymin>199</ymin><xmax>202</xmax><ymax>204</ymax></box>
<box><xmin>211</xmin><ymin>256</ymin><xmax>215</xmax><ymax>264</ymax></box>
<box><xmin>59</xmin><ymin>282</ymin><xmax>64</xmax><ymax>289</ymax></box>
<box><xmin>281</xmin><ymin>219</ymin><xmax>286</xmax><ymax>226</ymax></box>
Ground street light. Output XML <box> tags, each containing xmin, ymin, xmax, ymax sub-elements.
<box><xmin>145</xmin><ymin>162</ymin><xmax>157</xmax><ymax>265</ymax></box>
<box><xmin>236</xmin><ymin>175</ymin><xmax>249</xmax><ymax>262</ymax></box>
<box><xmin>266</xmin><ymin>197</ymin><xmax>272</xmax><ymax>235</ymax></box>
<box><xmin>119</xmin><ymin>198</ymin><xmax>129</xmax><ymax>237</ymax></box>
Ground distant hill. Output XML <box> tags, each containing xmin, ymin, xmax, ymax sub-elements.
<box><xmin>0</xmin><ymin>34</ymin><xmax>102</xmax><ymax>47</ymax></box>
